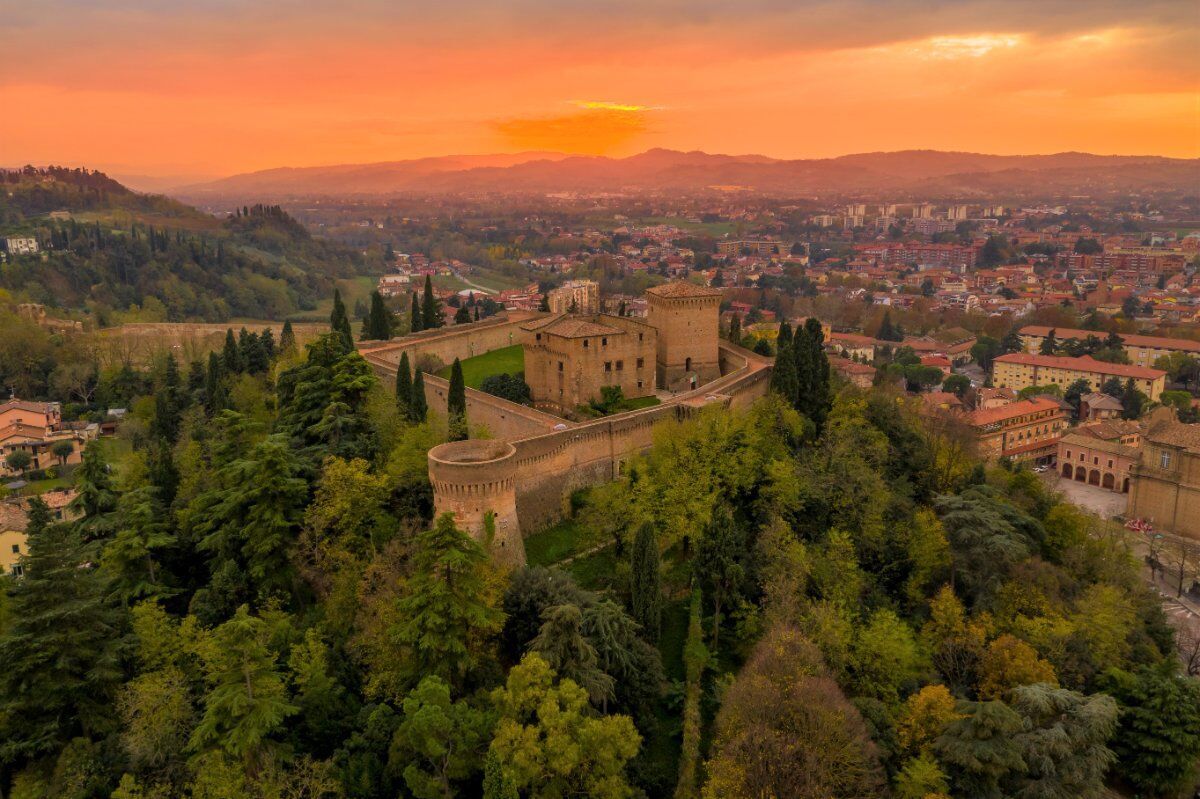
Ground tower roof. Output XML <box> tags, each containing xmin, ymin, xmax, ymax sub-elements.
<box><xmin>646</xmin><ymin>281</ymin><xmax>722</xmax><ymax>300</ymax></box>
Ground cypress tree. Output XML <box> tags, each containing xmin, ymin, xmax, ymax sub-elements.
<box><xmin>279</xmin><ymin>320</ymin><xmax>297</xmax><ymax>355</ymax></box>
<box><xmin>770</xmin><ymin>334</ymin><xmax>800</xmax><ymax>404</ymax></box>
<box><xmin>422</xmin><ymin>275</ymin><xmax>441</xmax><ymax>329</ymax></box>
<box><xmin>330</xmin><ymin>289</ymin><xmax>353</xmax><ymax>350</ymax></box>
<box><xmin>364</xmin><ymin>291</ymin><xmax>394</xmax><ymax>340</ymax></box>
<box><xmin>222</xmin><ymin>328</ymin><xmax>242</xmax><ymax>374</ymax></box>
<box><xmin>259</xmin><ymin>328</ymin><xmax>276</xmax><ymax>360</ymax></box>
<box><xmin>410</xmin><ymin>369</ymin><xmax>428</xmax><ymax>423</ymax></box>
<box><xmin>396</xmin><ymin>352</ymin><xmax>413</xmax><ymax>418</ymax></box>
<box><xmin>447</xmin><ymin>358</ymin><xmax>467</xmax><ymax>441</ymax></box>
<box><xmin>728</xmin><ymin>314</ymin><xmax>742</xmax><ymax>344</ymax></box>
<box><xmin>454</xmin><ymin>305</ymin><xmax>472</xmax><ymax>324</ymax></box>
<box><xmin>630</xmin><ymin>522</ymin><xmax>662</xmax><ymax>642</ymax></box>
<box><xmin>804</xmin><ymin>317</ymin><xmax>831</xmax><ymax>432</ymax></box>
<box><xmin>205</xmin><ymin>352</ymin><xmax>227</xmax><ymax>415</ymax></box>
<box><xmin>792</xmin><ymin>324</ymin><xmax>813</xmax><ymax>411</ymax></box>
<box><xmin>410</xmin><ymin>291</ymin><xmax>423</xmax><ymax>333</ymax></box>
<box><xmin>538</xmin><ymin>293</ymin><xmax>550</xmax><ymax>312</ymax></box>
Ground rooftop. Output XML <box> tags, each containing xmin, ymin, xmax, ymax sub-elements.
<box><xmin>968</xmin><ymin>397</ymin><xmax>1065</xmax><ymax>427</ymax></box>
<box><xmin>1019</xmin><ymin>326</ymin><xmax>1200</xmax><ymax>353</ymax></box>
<box><xmin>645</xmin><ymin>281</ymin><xmax>723</xmax><ymax>299</ymax></box>
<box><xmin>994</xmin><ymin>352</ymin><xmax>1167</xmax><ymax>380</ymax></box>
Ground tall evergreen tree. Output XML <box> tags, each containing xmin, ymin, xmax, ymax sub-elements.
<box><xmin>454</xmin><ymin>305</ymin><xmax>472</xmax><ymax>324</ymax></box>
<box><xmin>728</xmin><ymin>313</ymin><xmax>742</xmax><ymax>343</ymax></box>
<box><xmin>769</xmin><ymin>322</ymin><xmax>800</xmax><ymax>403</ymax></box>
<box><xmin>0</xmin><ymin>521</ymin><xmax>124</xmax><ymax>764</ymax></box>
<box><xmin>278</xmin><ymin>320</ymin><xmax>297</xmax><ymax>355</ymax></box>
<box><xmin>447</xmin><ymin>358</ymin><xmax>467</xmax><ymax>441</ymax></box>
<box><xmin>410</xmin><ymin>292</ymin><xmax>424</xmax><ymax>333</ymax></box>
<box><xmin>799</xmin><ymin>317</ymin><xmax>831</xmax><ymax>432</ymax></box>
<box><xmin>630</xmin><ymin>522</ymin><xmax>662</xmax><ymax>642</ymax></box>
<box><xmin>1040</xmin><ymin>329</ymin><xmax>1058</xmax><ymax>355</ymax></box>
<box><xmin>259</xmin><ymin>327</ymin><xmax>276</xmax><ymax>360</ymax></box>
<box><xmin>532</xmin><ymin>604</ymin><xmax>614</xmax><ymax>707</ymax></box>
<box><xmin>363</xmin><ymin>291</ymin><xmax>394</xmax><ymax>341</ymax></box>
<box><xmin>222</xmin><ymin>328</ymin><xmax>242</xmax><ymax>374</ymax></box>
<box><xmin>204</xmin><ymin>352</ymin><xmax>227</xmax><ymax>415</ymax></box>
<box><xmin>189</xmin><ymin>605</ymin><xmax>298</xmax><ymax>764</ymax></box>
<box><xmin>410</xmin><ymin>370</ymin><xmax>428</xmax><ymax>424</ymax></box>
<box><xmin>393</xmin><ymin>514</ymin><xmax>504</xmax><ymax>691</ymax></box>
<box><xmin>71</xmin><ymin>443</ymin><xmax>117</xmax><ymax>540</ymax></box>
<box><xmin>330</xmin><ymin>288</ymin><xmax>354</xmax><ymax>350</ymax></box>
<box><xmin>792</xmin><ymin>324</ymin><xmax>813</xmax><ymax>410</ymax></box>
<box><xmin>395</xmin><ymin>352</ymin><xmax>413</xmax><ymax>420</ymax></box>
<box><xmin>421</xmin><ymin>275</ymin><xmax>442</xmax><ymax>330</ymax></box>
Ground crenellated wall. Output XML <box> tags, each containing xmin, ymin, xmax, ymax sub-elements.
<box><xmin>360</xmin><ymin>312</ymin><xmax>540</xmax><ymax>374</ymax></box>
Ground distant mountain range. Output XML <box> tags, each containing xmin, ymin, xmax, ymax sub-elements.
<box><xmin>174</xmin><ymin>148</ymin><xmax>1200</xmax><ymax>199</ymax></box>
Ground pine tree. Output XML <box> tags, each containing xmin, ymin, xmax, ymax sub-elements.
<box><xmin>410</xmin><ymin>370</ymin><xmax>428</xmax><ymax>423</ymax></box>
<box><xmin>0</xmin><ymin>521</ymin><xmax>124</xmax><ymax>763</ymax></box>
<box><xmin>278</xmin><ymin>320</ymin><xmax>297</xmax><ymax>355</ymax></box>
<box><xmin>422</xmin><ymin>275</ymin><xmax>442</xmax><ymax>329</ymax></box>
<box><xmin>190</xmin><ymin>605</ymin><xmax>298</xmax><ymax>763</ymax></box>
<box><xmin>259</xmin><ymin>328</ymin><xmax>276</xmax><ymax>360</ymax></box>
<box><xmin>395</xmin><ymin>352</ymin><xmax>413</xmax><ymax>419</ymax></box>
<box><xmin>393</xmin><ymin>514</ymin><xmax>503</xmax><ymax>691</ymax></box>
<box><xmin>71</xmin><ymin>443</ymin><xmax>117</xmax><ymax>540</ymax></box>
<box><xmin>630</xmin><ymin>522</ymin><xmax>662</xmax><ymax>642</ymax></box>
<box><xmin>410</xmin><ymin>292</ymin><xmax>424</xmax><ymax>333</ymax></box>
<box><xmin>454</xmin><ymin>305</ymin><xmax>472</xmax><ymax>324</ymax></box>
<box><xmin>448</xmin><ymin>358</ymin><xmax>467</xmax><ymax>441</ymax></box>
<box><xmin>102</xmin><ymin>485</ymin><xmax>175</xmax><ymax>604</ymax></box>
<box><xmin>532</xmin><ymin>604</ymin><xmax>614</xmax><ymax>707</ymax></box>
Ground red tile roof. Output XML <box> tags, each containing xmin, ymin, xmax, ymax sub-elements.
<box><xmin>1019</xmin><ymin>326</ymin><xmax>1200</xmax><ymax>353</ymax></box>
<box><xmin>646</xmin><ymin>281</ymin><xmax>723</xmax><ymax>299</ymax></box>
<box><xmin>994</xmin><ymin>353</ymin><xmax>1166</xmax><ymax>380</ymax></box>
<box><xmin>968</xmin><ymin>397</ymin><xmax>1064</xmax><ymax>426</ymax></box>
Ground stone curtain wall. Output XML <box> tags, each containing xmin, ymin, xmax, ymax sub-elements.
<box><xmin>360</xmin><ymin>312</ymin><xmax>538</xmax><ymax>373</ymax></box>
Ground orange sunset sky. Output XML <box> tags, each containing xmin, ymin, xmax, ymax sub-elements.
<box><xmin>2</xmin><ymin>0</ymin><xmax>1198</xmax><ymax>179</ymax></box>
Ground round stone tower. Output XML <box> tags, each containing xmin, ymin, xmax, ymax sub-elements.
<box><xmin>427</xmin><ymin>439</ymin><xmax>525</xmax><ymax>568</ymax></box>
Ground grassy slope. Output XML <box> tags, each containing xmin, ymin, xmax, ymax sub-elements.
<box><xmin>436</xmin><ymin>344</ymin><xmax>524</xmax><ymax>388</ymax></box>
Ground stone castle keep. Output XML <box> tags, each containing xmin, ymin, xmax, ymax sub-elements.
<box><xmin>360</xmin><ymin>282</ymin><xmax>771</xmax><ymax>566</ymax></box>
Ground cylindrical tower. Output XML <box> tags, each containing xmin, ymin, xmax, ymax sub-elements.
<box><xmin>427</xmin><ymin>439</ymin><xmax>525</xmax><ymax>568</ymax></box>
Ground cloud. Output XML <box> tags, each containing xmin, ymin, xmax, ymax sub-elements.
<box><xmin>493</xmin><ymin>103</ymin><xmax>657</xmax><ymax>154</ymax></box>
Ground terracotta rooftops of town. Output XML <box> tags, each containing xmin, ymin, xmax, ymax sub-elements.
<box><xmin>994</xmin><ymin>352</ymin><xmax>1167</xmax><ymax>380</ymax></box>
<box><xmin>828</xmin><ymin>355</ymin><xmax>875</xmax><ymax>375</ymax></box>
<box><xmin>1019</xmin><ymin>326</ymin><xmax>1200</xmax><ymax>353</ymax></box>
<box><xmin>1060</xmin><ymin>431</ymin><xmax>1141</xmax><ymax>458</ymax></box>
<box><xmin>645</xmin><ymin>281</ymin><xmax>723</xmax><ymax>299</ymax></box>
<box><xmin>968</xmin><ymin>397</ymin><xmax>1064</xmax><ymax>426</ymax></box>
<box><xmin>1081</xmin><ymin>393</ymin><xmax>1123</xmax><ymax>410</ymax></box>
<box><xmin>0</xmin><ymin>399</ymin><xmax>57</xmax><ymax>414</ymax></box>
<box><xmin>1144</xmin><ymin>415</ymin><xmax>1200</xmax><ymax>452</ymax></box>
<box><xmin>0</xmin><ymin>503</ymin><xmax>28</xmax><ymax>533</ymax></box>
<box><xmin>37</xmin><ymin>488</ymin><xmax>78</xmax><ymax>510</ymax></box>
<box><xmin>1074</xmin><ymin>419</ymin><xmax>1139</xmax><ymax>441</ymax></box>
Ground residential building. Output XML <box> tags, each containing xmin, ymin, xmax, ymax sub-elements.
<box><xmin>1018</xmin><ymin>326</ymin><xmax>1200</xmax><ymax>367</ymax></box>
<box><xmin>547</xmin><ymin>280</ymin><xmax>600</xmax><ymax>315</ymax></box>
<box><xmin>966</xmin><ymin>397</ymin><xmax>1068</xmax><ymax>463</ymax></box>
<box><xmin>828</xmin><ymin>356</ymin><xmax>874</xmax><ymax>388</ymax></box>
<box><xmin>3</xmin><ymin>237</ymin><xmax>39</xmax><ymax>255</ymax></box>
<box><xmin>0</xmin><ymin>503</ymin><xmax>27</xmax><ymax>577</ymax></box>
<box><xmin>992</xmin><ymin>353</ymin><xmax>1167</xmax><ymax>401</ymax></box>
<box><xmin>1079</xmin><ymin>393</ymin><xmax>1123</xmax><ymax>421</ymax></box>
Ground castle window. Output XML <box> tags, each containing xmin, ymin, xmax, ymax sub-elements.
<box><xmin>637</xmin><ymin>357</ymin><xmax>644</xmax><ymax>368</ymax></box>
<box><xmin>558</xmin><ymin>361</ymin><xmax>563</xmax><ymax>371</ymax></box>
<box><xmin>602</xmin><ymin>337</ymin><xmax>608</xmax><ymax>346</ymax></box>
<box><xmin>583</xmin><ymin>339</ymin><xmax>589</xmax><ymax>348</ymax></box>
<box><xmin>604</xmin><ymin>361</ymin><xmax>612</xmax><ymax>372</ymax></box>
<box><xmin>638</xmin><ymin>333</ymin><xmax>643</xmax><ymax>341</ymax></box>
<box><xmin>637</xmin><ymin>380</ymin><xmax>643</xmax><ymax>388</ymax></box>
<box><xmin>616</xmin><ymin>360</ymin><xmax>624</xmax><ymax>371</ymax></box>
<box><xmin>536</xmin><ymin>333</ymin><xmax>541</xmax><ymax>341</ymax></box>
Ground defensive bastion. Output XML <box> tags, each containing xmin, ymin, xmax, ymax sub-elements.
<box><xmin>360</xmin><ymin>310</ymin><xmax>773</xmax><ymax>567</ymax></box>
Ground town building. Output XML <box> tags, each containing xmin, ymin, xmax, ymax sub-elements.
<box><xmin>1018</xmin><ymin>326</ymin><xmax>1200</xmax><ymax>367</ymax></box>
<box><xmin>0</xmin><ymin>400</ymin><xmax>95</xmax><ymax>478</ymax></box>
<box><xmin>521</xmin><ymin>314</ymin><xmax>657</xmax><ymax>415</ymax></box>
<box><xmin>992</xmin><ymin>353</ymin><xmax>1167</xmax><ymax>401</ymax></box>
<box><xmin>716</xmin><ymin>239</ymin><xmax>791</xmax><ymax>258</ymax></box>
<box><xmin>1127</xmin><ymin>414</ymin><xmax>1200</xmax><ymax>541</ymax></box>
<box><xmin>0</xmin><ymin>503</ymin><xmax>27</xmax><ymax>577</ymax></box>
<box><xmin>1079</xmin><ymin>393</ymin><xmax>1123</xmax><ymax>421</ymax></box>
<box><xmin>1058</xmin><ymin>421</ymin><xmax>1141</xmax><ymax>492</ymax></box>
<box><xmin>645</xmin><ymin>282</ymin><xmax>723</xmax><ymax>390</ymax></box>
<box><xmin>966</xmin><ymin>397</ymin><xmax>1068</xmax><ymax>464</ymax></box>
<box><xmin>547</xmin><ymin>280</ymin><xmax>600</xmax><ymax>315</ymax></box>
<box><xmin>828</xmin><ymin>356</ymin><xmax>874</xmax><ymax>388</ymax></box>
<box><xmin>3</xmin><ymin>237</ymin><xmax>38</xmax><ymax>255</ymax></box>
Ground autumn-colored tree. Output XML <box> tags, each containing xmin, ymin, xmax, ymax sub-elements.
<box><xmin>976</xmin><ymin>634</ymin><xmax>1058</xmax><ymax>700</ymax></box>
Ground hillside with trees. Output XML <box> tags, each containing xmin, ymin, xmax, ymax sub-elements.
<box><xmin>0</xmin><ymin>167</ymin><xmax>377</xmax><ymax>322</ymax></box>
<box><xmin>0</xmin><ymin>308</ymin><xmax>1196</xmax><ymax>799</ymax></box>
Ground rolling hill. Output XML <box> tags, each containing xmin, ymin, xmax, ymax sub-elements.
<box><xmin>176</xmin><ymin>148</ymin><xmax>1200</xmax><ymax>199</ymax></box>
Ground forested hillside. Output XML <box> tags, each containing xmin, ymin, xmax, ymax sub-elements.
<box><xmin>0</xmin><ymin>312</ymin><xmax>1196</xmax><ymax>799</ymax></box>
<box><xmin>0</xmin><ymin>167</ymin><xmax>376</xmax><ymax>321</ymax></box>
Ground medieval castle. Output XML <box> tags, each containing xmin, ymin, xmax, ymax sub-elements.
<box><xmin>360</xmin><ymin>282</ymin><xmax>772</xmax><ymax>567</ymax></box>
